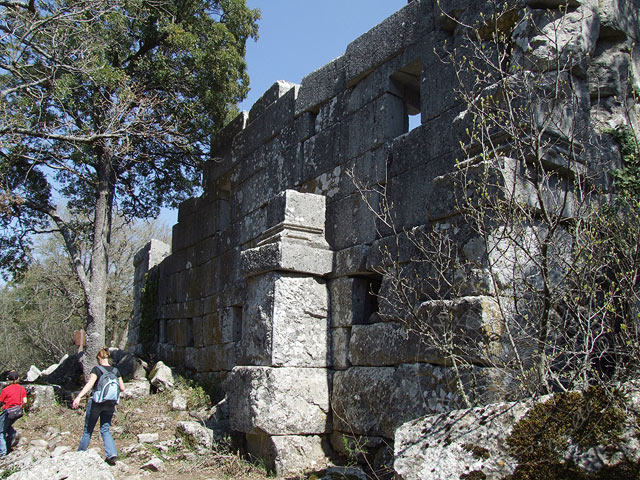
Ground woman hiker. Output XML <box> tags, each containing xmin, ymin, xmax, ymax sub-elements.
<box><xmin>0</xmin><ymin>371</ymin><xmax>28</xmax><ymax>457</ymax></box>
<box><xmin>72</xmin><ymin>348</ymin><xmax>125</xmax><ymax>465</ymax></box>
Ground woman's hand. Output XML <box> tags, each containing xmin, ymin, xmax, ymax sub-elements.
<box><xmin>72</xmin><ymin>396</ymin><xmax>82</xmax><ymax>409</ymax></box>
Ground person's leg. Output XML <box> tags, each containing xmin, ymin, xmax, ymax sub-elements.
<box><xmin>98</xmin><ymin>406</ymin><xmax>117</xmax><ymax>460</ymax></box>
<box><xmin>0</xmin><ymin>411</ymin><xmax>7</xmax><ymax>456</ymax></box>
<box><xmin>5</xmin><ymin>419</ymin><xmax>16</xmax><ymax>453</ymax></box>
<box><xmin>77</xmin><ymin>400</ymin><xmax>99</xmax><ymax>451</ymax></box>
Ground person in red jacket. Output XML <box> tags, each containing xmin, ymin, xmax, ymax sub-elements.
<box><xmin>0</xmin><ymin>371</ymin><xmax>27</xmax><ymax>457</ymax></box>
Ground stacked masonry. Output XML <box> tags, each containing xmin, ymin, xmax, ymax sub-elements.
<box><xmin>131</xmin><ymin>0</ymin><xmax>640</xmax><ymax>475</ymax></box>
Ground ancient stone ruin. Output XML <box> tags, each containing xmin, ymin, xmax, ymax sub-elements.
<box><xmin>130</xmin><ymin>0</ymin><xmax>640</xmax><ymax>475</ymax></box>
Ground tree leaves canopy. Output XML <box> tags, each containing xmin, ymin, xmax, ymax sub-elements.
<box><xmin>0</xmin><ymin>0</ymin><xmax>259</xmax><ymax>276</ymax></box>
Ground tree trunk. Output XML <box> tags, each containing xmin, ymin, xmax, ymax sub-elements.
<box><xmin>81</xmin><ymin>154</ymin><xmax>115</xmax><ymax>380</ymax></box>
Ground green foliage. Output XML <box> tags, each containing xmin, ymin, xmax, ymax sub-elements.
<box><xmin>506</xmin><ymin>387</ymin><xmax>635</xmax><ymax>480</ymax></box>
<box><xmin>0</xmin><ymin>466</ymin><xmax>19</xmax><ymax>479</ymax></box>
<box><xmin>608</xmin><ymin>125</ymin><xmax>640</xmax><ymax>197</ymax></box>
<box><xmin>175</xmin><ymin>375</ymin><xmax>211</xmax><ymax>410</ymax></box>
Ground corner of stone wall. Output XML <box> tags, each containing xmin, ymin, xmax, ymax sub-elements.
<box><xmin>128</xmin><ymin>239</ymin><xmax>170</xmax><ymax>355</ymax></box>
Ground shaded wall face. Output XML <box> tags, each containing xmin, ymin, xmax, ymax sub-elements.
<box><xmin>141</xmin><ymin>0</ymin><xmax>640</xmax><ymax>471</ymax></box>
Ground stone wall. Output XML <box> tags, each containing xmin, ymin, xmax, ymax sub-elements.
<box><xmin>132</xmin><ymin>0</ymin><xmax>640</xmax><ymax>474</ymax></box>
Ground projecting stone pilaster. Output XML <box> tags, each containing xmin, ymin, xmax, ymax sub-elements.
<box><xmin>230</xmin><ymin>189</ymin><xmax>334</xmax><ymax>474</ymax></box>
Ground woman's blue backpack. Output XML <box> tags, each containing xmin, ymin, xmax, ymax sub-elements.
<box><xmin>92</xmin><ymin>366</ymin><xmax>120</xmax><ymax>404</ymax></box>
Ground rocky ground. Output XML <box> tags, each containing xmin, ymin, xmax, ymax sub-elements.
<box><xmin>0</xmin><ymin>390</ymin><xmax>275</xmax><ymax>480</ymax></box>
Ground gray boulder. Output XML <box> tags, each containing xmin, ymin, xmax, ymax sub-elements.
<box><xmin>26</xmin><ymin>366</ymin><xmax>41</xmax><ymax>383</ymax></box>
<box><xmin>176</xmin><ymin>421</ymin><xmax>213</xmax><ymax>450</ymax></box>
<box><xmin>120</xmin><ymin>379</ymin><xmax>151</xmax><ymax>400</ymax></box>
<box><xmin>108</xmin><ymin>349</ymin><xmax>148</xmax><ymax>381</ymax></box>
<box><xmin>148</xmin><ymin>361</ymin><xmax>174</xmax><ymax>392</ymax></box>
<box><xmin>24</xmin><ymin>385</ymin><xmax>57</xmax><ymax>409</ymax></box>
<box><xmin>394</xmin><ymin>389</ymin><xmax>640</xmax><ymax>480</ymax></box>
<box><xmin>7</xmin><ymin>450</ymin><xmax>115</xmax><ymax>480</ymax></box>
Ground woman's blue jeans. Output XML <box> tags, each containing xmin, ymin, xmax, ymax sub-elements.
<box><xmin>77</xmin><ymin>398</ymin><xmax>117</xmax><ymax>459</ymax></box>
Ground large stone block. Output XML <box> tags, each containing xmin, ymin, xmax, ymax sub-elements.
<box><xmin>394</xmin><ymin>399</ymin><xmax>535</xmax><ymax>480</ymax></box>
<box><xmin>329</xmin><ymin>276</ymin><xmax>377</xmax><ymax>328</ymax></box>
<box><xmin>344</xmin><ymin>93</ymin><xmax>407</xmax><ymax>161</ymax></box>
<box><xmin>349</xmin><ymin>322</ymin><xmax>442</xmax><ymax>366</ymax></box>
<box><xmin>228</xmin><ymin>366</ymin><xmax>331</xmax><ymax>435</ymax></box>
<box><xmin>330</xmin><ymin>327</ymin><xmax>351</xmax><ymax>370</ymax></box>
<box><xmin>331</xmin><ymin>244</ymin><xmax>371</xmax><ymax>277</ymax></box>
<box><xmin>234</xmin><ymin>155</ymin><xmax>299</xmax><ymax>220</ymax></box>
<box><xmin>296</xmin><ymin>56</ymin><xmax>347</xmax><ymax>116</ymax></box>
<box><xmin>326</xmin><ymin>192</ymin><xmax>379</xmax><ymax>251</ymax></box>
<box><xmin>239</xmin><ymin>273</ymin><xmax>329</xmax><ymax>367</ymax></box>
<box><xmin>265</xmin><ymin>189</ymin><xmax>327</xmax><ymax>234</ymax></box>
<box><xmin>192</xmin><ymin>344</ymin><xmax>236</xmax><ymax>372</ymax></box>
<box><xmin>512</xmin><ymin>6</ymin><xmax>599</xmax><ymax>75</ymax></box>
<box><xmin>302</xmin><ymin>124</ymin><xmax>345</xmax><ymax>181</ymax></box>
<box><xmin>232</xmin><ymin>85</ymin><xmax>299</xmax><ymax>160</ymax></box>
<box><xmin>300</xmin><ymin>144</ymin><xmax>387</xmax><ymax>202</ymax></box>
<box><xmin>249</xmin><ymin>80</ymin><xmax>299</xmax><ymax>124</ymax></box>
<box><xmin>211</xmin><ymin>110</ymin><xmax>248</xmax><ymax>156</ymax></box>
<box><xmin>344</xmin><ymin>1</ymin><xmax>423</xmax><ymax>86</ymax></box>
<box><xmin>246</xmin><ymin>433</ymin><xmax>329</xmax><ymax>476</ymax></box>
<box><xmin>332</xmin><ymin>364</ymin><xmax>506</xmax><ymax>438</ymax></box>
<box><xmin>241</xmin><ymin>238</ymin><xmax>334</xmax><ymax>277</ymax></box>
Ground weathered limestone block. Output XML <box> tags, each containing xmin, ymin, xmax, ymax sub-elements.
<box><xmin>345</xmin><ymin>0</ymin><xmax>423</xmax><ymax>86</ymax></box>
<box><xmin>246</xmin><ymin>433</ymin><xmax>329</xmax><ymax>476</ymax></box>
<box><xmin>149</xmin><ymin>361</ymin><xmax>174</xmax><ymax>392</ymax></box>
<box><xmin>232</xmin><ymin>85</ymin><xmax>299</xmax><ymax>160</ymax></box>
<box><xmin>192</xmin><ymin>344</ymin><xmax>236</xmax><ymax>372</ymax></box>
<box><xmin>242</xmin><ymin>238</ymin><xmax>333</xmax><ymax>277</ymax></box>
<box><xmin>349</xmin><ymin>322</ymin><xmax>442</xmax><ymax>366</ymax></box>
<box><xmin>332</xmin><ymin>364</ymin><xmax>506</xmax><ymax>438</ymax></box>
<box><xmin>588</xmin><ymin>48</ymin><xmax>631</xmax><ymax>98</ymax></box>
<box><xmin>235</xmin><ymin>151</ymin><xmax>304</xmax><ymax>219</ymax></box>
<box><xmin>329</xmin><ymin>276</ymin><xmax>374</xmax><ymax>327</ymax></box>
<box><xmin>239</xmin><ymin>273</ymin><xmax>328</xmax><ymax>367</ymax></box>
<box><xmin>302</xmin><ymin>124</ymin><xmax>345</xmax><ymax>180</ymax></box>
<box><xmin>120</xmin><ymin>379</ymin><xmax>151</xmax><ymax>399</ymax></box>
<box><xmin>326</xmin><ymin>193</ymin><xmax>379</xmax><ymax>251</ymax></box>
<box><xmin>394</xmin><ymin>400</ymin><xmax>535</xmax><ymax>480</ymax></box>
<box><xmin>332</xmin><ymin>245</ymin><xmax>370</xmax><ymax>277</ymax></box>
<box><xmin>249</xmin><ymin>80</ymin><xmax>299</xmax><ymax>124</ymax></box>
<box><xmin>416</xmin><ymin>296</ymin><xmax>507</xmax><ymax>362</ymax></box>
<box><xmin>24</xmin><ymin>385</ymin><xmax>56</xmax><ymax>409</ymax></box>
<box><xmin>176</xmin><ymin>421</ymin><xmax>214</xmax><ymax>450</ymax></box>
<box><xmin>429</xmin><ymin>156</ymin><xmax>582</xmax><ymax>222</ymax></box>
<box><xmin>7</xmin><ymin>450</ymin><xmax>116</xmax><ymax>480</ymax></box>
<box><xmin>344</xmin><ymin>93</ymin><xmax>407</xmax><ymax>161</ymax></box>
<box><xmin>512</xmin><ymin>5</ymin><xmax>600</xmax><ymax>75</ymax></box>
<box><xmin>296</xmin><ymin>56</ymin><xmax>346</xmax><ymax>116</ymax></box>
<box><xmin>129</xmin><ymin>239</ymin><xmax>170</xmax><ymax>354</ymax></box>
<box><xmin>330</xmin><ymin>327</ymin><xmax>351</xmax><ymax>370</ymax></box>
<box><xmin>266</xmin><ymin>189</ymin><xmax>327</xmax><ymax>232</ymax></box>
<box><xmin>209</xmin><ymin>110</ymin><xmax>247</xmax><ymax>162</ymax></box>
<box><xmin>26</xmin><ymin>365</ymin><xmax>41</xmax><ymax>383</ymax></box>
<box><xmin>228</xmin><ymin>366</ymin><xmax>330</xmax><ymax>435</ymax></box>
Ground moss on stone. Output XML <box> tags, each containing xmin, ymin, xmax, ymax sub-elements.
<box><xmin>505</xmin><ymin>386</ymin><xmax>638</xmax><ymax>480</ymax></box>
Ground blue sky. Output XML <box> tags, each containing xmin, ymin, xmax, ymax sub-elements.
<box><xmin>238</xmin><ymin>0</ymin><xmax>408</xmax><ymax>111</ymax></box>
<box><xmin>162</xmin><ymin>0</ymin><xmax>408</xmax><ymax>224</ymax></box>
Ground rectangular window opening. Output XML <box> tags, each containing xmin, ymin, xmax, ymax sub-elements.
<box><xmin>231</xmin><ymin>305</ymin><xmax>243</xmax><ymax>343</ymax></box>
<box><xmin>391</xmin><ymin>60</ymin><xmax>422</xmax><ymax>134</ymax></box>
